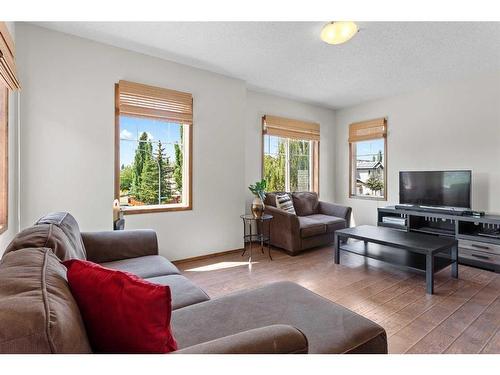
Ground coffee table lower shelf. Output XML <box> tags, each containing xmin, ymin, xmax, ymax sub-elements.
<box><xmin>338</xmin><ymin>240</ymin><xmax>453</xmax><ymax>274</ymax></box>
<box><xmin>334</xmin><ymin>225</ymin><xmax>458</xmax><ymax>295</ymax></box>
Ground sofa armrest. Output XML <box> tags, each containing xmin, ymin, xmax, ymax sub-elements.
<box><xmin>173</xmin><ymin>324</ymin><xmax>308</xmax><ymax>354</ymax></box>
<box><xmin>81</xmin><ymin>230</ymin><xmax>159</xmax><ymax>263</ymax></box>
<box><xmin>318</xmin><ymin>201</ymin><xmax>352</xmax><ymax>227</ymax></box>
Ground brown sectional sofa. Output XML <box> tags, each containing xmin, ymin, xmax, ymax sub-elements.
<box><xmin>264</xmin><ymin>192</ymin><xmax>352</xmax><ymax>255</ymax></box>
<box><xmin>0</xmin><ymin>212</ymin><xmax>387</xmax><ymax>354</ymax></box>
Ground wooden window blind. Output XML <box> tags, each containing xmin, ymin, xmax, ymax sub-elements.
<box><xmin>0</xmin><ymin>23</ymin><xmax>20</xmax><ymax>91</ymax></box>
<box><xmin>348</xmin><ymin>118</ymin><xmax>387</xmax><ymax>143</ymax></box>
<box><xmin>263</xmin><ymin>115</ymin><xmax>320</xmax><ymax>141</ymax></box>
<box><xmin>117</xmin><ymin>80</ymin><xmax>192</xmax><ymax>124</ymax></box>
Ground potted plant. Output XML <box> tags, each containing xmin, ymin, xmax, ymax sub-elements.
<box><xmin>248</xmin><ymin>179</ymin><xmax>267</xmax><ymax>218</ymax></box>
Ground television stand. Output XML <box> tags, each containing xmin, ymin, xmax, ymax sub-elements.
<box><xmin>394</xmin><ymin>204</ymin><xmax>470</xmax><ymax>216</ymax></box>
<box><xmin>378</xmin><ymin>206</ymin><xmax>500</xmax><ymax>273</ymax></box>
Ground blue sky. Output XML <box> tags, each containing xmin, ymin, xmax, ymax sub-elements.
<box><xmin>356</xmin><ymin>139</ymin><xmax>384</xmax><ymax>161</ymax></box>
<box><xmin>263</xmin><ymin>135</ymin><xmax>282</xmax><ymax>155</ymax></box>
<box><xmin>120</xmin><ymin>116</ymin><xmax>182</xmax><ymax>167</ymax></box>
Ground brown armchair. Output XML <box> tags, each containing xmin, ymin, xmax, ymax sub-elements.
<box><xmin>264</xmin><ymin>192</ymin><xmax>352</xmax><ymax>255</ymax></box>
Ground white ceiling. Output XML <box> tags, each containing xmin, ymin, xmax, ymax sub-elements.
<box><xmin>34</xmin><ymin>22</ymin><xmax>500</xmax><ymax>109</ymax></box>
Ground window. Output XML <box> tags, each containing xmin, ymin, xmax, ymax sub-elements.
<box><xmin>262</xmin><ymin>115</ymin><xmax>319</xmax><ymax>193</ymax></box>
<box><xmin>115</xmin><ymin>80</ymin><xmax>192</xmax><ymax>214</ymax></box>
<box><xmin>0</xmin><ymin>22</ymin><xmax>20</xmax><ymax>234</ymax></box>
<box><xmin>349</xmin><ymin>118</ymin><xmax>387</xmax><ymax>200</ymax></box>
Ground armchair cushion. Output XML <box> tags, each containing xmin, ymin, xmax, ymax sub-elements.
<box><xmin>264</xmin><ymin>192</ymin><xmax>284</xmax><ymax>207</ymax></box>
<box><xmin>101</xmin><ymin>255</ymin><xmax>180</xmax><ymax>279</ymax></box>
<box><xmin>298</xmin><ymin>216</ymin><xmax>326</xmax><ymax>238</ymax></box>
<box><xmin>292</xmin><ymin>192</ymin><xmax>319</xmax><ymax>216</ymax></box>
<box><xmin>306</xmin><ymin>214</ymin><xmax>346</xmax><ymax>233</ymax></box>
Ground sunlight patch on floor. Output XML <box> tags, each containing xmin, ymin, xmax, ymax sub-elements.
<box><xmin>185</xmin><ymin>261</ymin><xmax>258</xmax><ymax>272</ymax></box>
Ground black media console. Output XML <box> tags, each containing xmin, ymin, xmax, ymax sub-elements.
<box><xmin>378</xmin><ymin>206</ymin><xmax>500</xmax><ymax>273</ymax></box>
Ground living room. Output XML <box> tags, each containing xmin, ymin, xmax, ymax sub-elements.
<box><xmin>1</xmin><ymin>0</ymin><xmax>499</xmax><ymax>372</ymax></box>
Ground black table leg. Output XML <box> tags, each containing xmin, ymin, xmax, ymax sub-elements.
<box><xmin>268</xmin><ymin>220</ymin><xmax>272</xmax><ymax>261</ymax></box>
<box><xmin>451</xmin><ymin>242</ymin><xmax>458</xmax><ymax>279</ymax></box>
<box><xmin>334</xmin><ymin>233</ymin><xmax>341</xmax><ymax>264</ymax></box>
<box><xmin>241</xmin><ymin>218</ymin><xmax>247</xmax><ymax>256</ymax></box>
<box><xmin>426</xmin><ymin>254</ymin><xmax>435</xmax><ymax>294</ymax></box>
<box><xmin>258</xmin><ymin>220</ymin><xmax>264</xmax><ymax>254</ymax></box>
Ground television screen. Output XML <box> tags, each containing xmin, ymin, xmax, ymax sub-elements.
<box><xmin>399</xmin><ymin>170</ymin><xmax>471</xmax><ymax>209</ymax></box>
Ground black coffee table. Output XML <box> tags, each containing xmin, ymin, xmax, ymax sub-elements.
<box><xmin>334</xmin><ymin>225</ymin><xmax>458</xmax><ymax>294</ymax></box>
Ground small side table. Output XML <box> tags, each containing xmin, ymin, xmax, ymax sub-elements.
<box><xmin>240</xmin><ymin>214</ymin><xmax>273</xmax><ymax>262</ymax></box>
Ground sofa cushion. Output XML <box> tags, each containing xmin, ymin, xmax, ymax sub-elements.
<box><xmin>4</xmin><ymin>224</ymin><xmax>84</xmax><ymax>261</ymax></box>
<box><xmin>0</xmin><ymin>248</ymin><xmax>92</xmax><ymax>353</ymax></box>
<box><xmin>171</xmin><ymin>281</ymin><xmax>387</xmax><ymax>354</ymax></box>
<box><xmin>101</xmin><ymin>255</ymin><xmax>180</xmax><ymax>279</ymax></box>
<box><xmin>146</xmin><ymin>274</ymin><xmax>210</xmax><ymax>310</ymax></box>
<box><xmin>64</xmin><ymin>259</ymin><xmax>177</xmax><ymax>353</ymax></box>
<box><xmin>292</xmin><ymin>192</ymin><xmax>319</xmax><ymax>216</ymax></box>
<box><xmin>298</xmin><ymin>216</ymin><xmax>326</xmax><ymax>238</ymax></box>
<box><xmin>35</xmin><ymin>212</ymin><xmax>86</xmax><ymax>260</ymax></box>
<box><xmin>305</xmin><ymin>214</ymin><xmax>346</xmax><ymax>233</ymax></box>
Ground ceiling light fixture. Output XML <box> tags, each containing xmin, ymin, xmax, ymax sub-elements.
<box><xmin>320</xmin><ymin>21</ymin><xmax>359</xmax><ymax>45</ymax></box>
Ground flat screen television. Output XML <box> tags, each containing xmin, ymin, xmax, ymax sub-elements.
<box><xmin>399</xmin><ymin>170</ymin><xmax>472</xmax><ymax>209</ymax></box>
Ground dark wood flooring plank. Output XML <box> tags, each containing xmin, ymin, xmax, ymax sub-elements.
<box><xmin>444</xmin><ymin>297</ymin><xmax>500</xmax><ymax>353</ymax></box>
<box><xmin>389</xmin><ymin>274</ymin><xmax>497</xmax><ymax>353</ymax></box>
<box><xmin>406</xmin><ymin>276</ymin><xmax>500</xmax><ymax>353</ymax></box>
<box><xmin>480</xmin><ymin>326</ymin><xmax>500</xmax><ymax>354</ymax></box>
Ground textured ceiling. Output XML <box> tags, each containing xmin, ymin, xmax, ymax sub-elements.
<box><xmin>34</xmin><ymin>22</ymin><xmax>500</xmax><ymax>109</ymax></box>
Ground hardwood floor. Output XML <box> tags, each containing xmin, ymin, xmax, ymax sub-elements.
<box><xmin>176</xmin><ymin>244</ymin><xmax>500</xmax><ymax>354</ymax></box>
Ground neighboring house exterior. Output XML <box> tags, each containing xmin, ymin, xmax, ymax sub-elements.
<box><xmin>355</xmin><ymin>160</ymin><xmax>384</xmax><ymax>196</ymax></box>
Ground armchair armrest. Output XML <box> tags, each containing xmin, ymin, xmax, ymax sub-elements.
<box><xmin>81</xmin><ymin>229</ymin><xmax>159</xmax><ymax>263</ymax></box>
<box><xmin>264</xmin><ymin>206</ymin><xmax>301</xmax><ymax>252</ymax></box>
<box><xmin>264</xmin><ymin>206</ymin><xmax>300</xmax><ymax>231</ymax></box>
<box><xmin>174</xmin><ymin>325</ymin><xmax>308</xmax><ymax>354</ymax></box>
<box><xmin>318</xmin><ymin>201</ymin><xmax>352</xmax><ymax>227</ymax></box>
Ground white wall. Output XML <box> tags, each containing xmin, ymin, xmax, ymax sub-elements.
<box><xmin>15</xmin><ymin>24</ymin><xmax>337</xmax><ymax>260</ymax></box>
<box><xmin>335</xmin><ymin>72</ymin><xmax>500</xmax><ymax>226</ymax></box>
<box><xmin>0</xmin><ymin>22</ymin><xmax>19</xmax><ymax>256</ymax></box>
<box><xmin>244</xmin><ymin>90</ymin><xmax>336</xmax><ymax>208</ymax></box>
<box><xmin>16</xmin><ymin>23</ymin><xmax>248</xmax><ymax>261</ymax></box>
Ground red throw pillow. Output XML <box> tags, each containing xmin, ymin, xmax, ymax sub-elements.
<box><xmin>63</xmin><ymin>259</ymin><xmax>177</xmax><ymax>353</ymax></box>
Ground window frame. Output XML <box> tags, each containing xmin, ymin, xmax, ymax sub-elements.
<box><xmin>0</xmin><ymin>86</ymin><xmax>7</xmax><ymax>234</ymax></box>
<box><xmin>349</xmin><ymin>127</ymin><xmax>387</xmax><ymax>201</ymax></box>
<box><xmin>114</xmin><ymin>84</ymin><xmax>193</xmax><ymax>215</ymax></box>
<box><xmin>261</xmin><ymin>117</ymin><xmax>320</xmax><ymax>194</ymax></box>
<box><xmin>0</xmin><ymin>22</ymin><xmax>19</xmax><ymax>235</ymax></box>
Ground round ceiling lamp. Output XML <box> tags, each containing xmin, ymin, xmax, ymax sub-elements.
<box><xmin>320</xmin><ymin>21</ymin><xmax>359</xmax><ymax>45</ymax></box>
